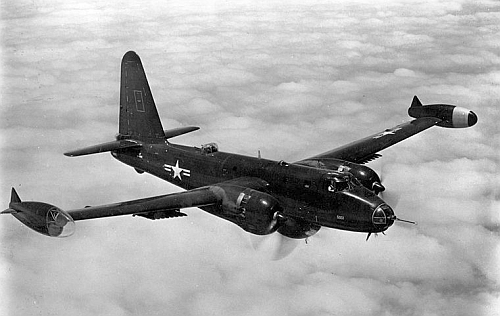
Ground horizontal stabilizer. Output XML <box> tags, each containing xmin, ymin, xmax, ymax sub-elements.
<box><xmin>1</xmin><ymin>208</ymin><xmax>17</xmax><ymax>214</ymax></box>
<box><xmin>164</xmin><ymin>126</ymin><xmax>199</xmax><ymax>139</ymax></box>
<box><xmin>64</xmin><ymin>140</ymin><xmax>142</xmax><ymax>157</ymax></box>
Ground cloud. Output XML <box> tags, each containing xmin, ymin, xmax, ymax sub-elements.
<box><xmin>1</xmin><ymin>0</ymin><xmax>499</xmax><ymax>316</ymax></box>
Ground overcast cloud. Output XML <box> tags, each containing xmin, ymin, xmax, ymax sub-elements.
<box><xmin>1</xmin><ymin>0</ymin><xmax>499</xmax><ymax>315</ymax></box>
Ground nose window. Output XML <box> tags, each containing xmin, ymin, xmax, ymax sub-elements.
<box><xmin>372</xmin><ymin>205</ymin><xmax>392</xmax><ymax>225</ymax></box>
<box><xmin>373</xmin><ymin>208</ymin><xmax>386</xmax><ymax>224</ymax></box>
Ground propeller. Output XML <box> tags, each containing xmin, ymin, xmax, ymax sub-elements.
<box><xmin>375</xmin><ymin>159</ymin><xmax>403</xmax><ymax>209</ymax></box>
<box><xmin>250</xmin><ymin>233</ymin><xmax>300</xmax><ymax>260</ymax></box>
<box><xmin>366</xmin><ymin>162</ymin><xmax>416</xmax><ymax>242</ymax></box>
<box><xmin>377</xmin><ymin>174</ymin><xmax>416</xmax><ymax>225</ymax></box>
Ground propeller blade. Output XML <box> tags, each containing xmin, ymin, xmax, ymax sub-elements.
<box><xmin>249</xmin><ymin>233</ymin><xmax>299</xmax><ymax>260</ymax></box>
<box><xmin>250</xmin><ymin>234</ymin><xmax>267</xmax><ymax>250</ymax></box>
<box><xmin>379</xmin><ymin>190</ymin><xmax>401</xmax><ymax>209</ymax></box>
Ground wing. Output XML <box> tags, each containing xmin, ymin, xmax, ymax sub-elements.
<box><xmin>2</xmin><ymin>186</ymin><xmax>219</xmax><ymax>237</ymax></box>
<box><xmin>68</xmin><ymin>187</ymin><xmax>219</xmax><ymax>221</ymax></box>
<box><xmin>300</xmin><ymin>117</ymin><xmax>441</xmax><ymax>164</ymax></box>
<box><xmin>3</xmin><ymin>177</ymin><xmax>270</xmax><ymax>237</ymax></box>
<box><xmin>68</xmin><ymin>177</ymin><xmax>269</xmax><ymax>221</ymax></box>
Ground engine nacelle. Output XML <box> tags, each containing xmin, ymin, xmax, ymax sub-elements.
<box><xmin>408</xmin><ymin>96</ymin><xmax>477</xmax><ymax>128</ymax></box>
<box><xmin>298</xmin><ymin>159</ymin><xmax>384</xmax><ymax>194</ymax></box>
<box><xmin>6</xmin><ymin>201</ymin><xmax>75</xmax><ymax>237</ymax></box>
<box><xmin>278</xmin><ymin>216</ymin><xmax>320</xmax><ymax>239</ymax></box>
<box><xmin>326</xmin><ymin>160</ymin><xmax>384</xmax><ymax>193</ymax></box>
<box><xmin>210</xmin><ymin>184</ymin><xmax>283</xmax><ymax>235</ymax></box>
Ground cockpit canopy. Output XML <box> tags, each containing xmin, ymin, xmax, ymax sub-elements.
<box><xmin>324</xmin><ymin>174</ymin><xmax>357</xmax><ymax>192</ymax></box>
<box><xmin>201</xmin><ymin>142</ymin><xmax>218</xmax><ymax>154</ymax></box>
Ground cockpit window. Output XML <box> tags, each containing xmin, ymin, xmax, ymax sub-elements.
<box><xmin>201</xmin><ymin>143</ymin><xmax>218</xmax><ymax>154</ymax></box>
<box><xmin>326</xmin><ymin>177</ymin><xmax>349</xmax><ymax>192</ymax></box>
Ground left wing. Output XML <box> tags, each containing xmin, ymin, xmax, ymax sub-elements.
<box><xmin>300</xmin><ymin>116</ymin><xmax>441</xmax><ymax>164</ymax></box>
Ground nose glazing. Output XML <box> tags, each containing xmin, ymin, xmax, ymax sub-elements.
<box><xmin>372</xmin><ymin>204</ymin><xmax>394</xmax><ymax>229</ymax></box>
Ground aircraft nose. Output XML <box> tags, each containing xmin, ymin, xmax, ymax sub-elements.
<box><xmin>468</xmin><ymin>111</ymin><xmax>478</xmax><ymax>126</ymax></box>
<box><xmin>372</xmin><ymin>204</ymin><xmax>395</xmax><ymax>229</ymax></box>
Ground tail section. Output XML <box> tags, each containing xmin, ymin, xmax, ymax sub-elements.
<box><xmin>64</xmin><ymin>52</ymin><xmax>200</xmax><ymax>157</ymax></box>
<box><xmin>119</xmin><ymin>51</ymin><xmax>165</xmax><ymax>141</ymax></box>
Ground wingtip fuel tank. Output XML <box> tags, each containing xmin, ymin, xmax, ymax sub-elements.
<box><xmin>408</xmin><ymin>96</ymin><xmax>478</xmax><ymax>128</ymax></box>
<box><xmin>2</xmin><ymin>188</ymin><xmax>75</xmax><ymax>237</ymax></box>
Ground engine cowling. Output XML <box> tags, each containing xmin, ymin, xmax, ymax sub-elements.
<box><xmin>278</xmin><ymin>216</ymin><xmax>320</xmax><ymax>239</ymax></box>
<box><xmin>408</xmin><ymin>97</ymin><xmax>477</xmax><ymax>128</ymax></box>
<box><xmin>298</xmin><ymin>158</ymin><xmax>384</xmax><ymax>194</ymax></box>
<box><xmin>209</xmin><ymin>184</ymin><xmax>283</xmax><ymax>235</ymax></box>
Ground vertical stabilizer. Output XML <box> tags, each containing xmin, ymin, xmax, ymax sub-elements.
<box><xmin>119</xmin><ymin>51</ymin><xmax>165</xmax><ymax>141</ymax></box>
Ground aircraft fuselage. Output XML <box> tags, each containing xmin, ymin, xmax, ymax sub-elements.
<box><xmin>112</xmin><ymin>141</ymin><xmax>392</xmax><ymax>234</ymax></box>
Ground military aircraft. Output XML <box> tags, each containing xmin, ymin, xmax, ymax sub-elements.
<box><xmin>3</xmin><ymin>51</ymin><xmax>478</xmax><ymax>243</ymax></box>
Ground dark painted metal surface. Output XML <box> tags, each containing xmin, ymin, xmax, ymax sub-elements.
<box><xmin>3</xmin><ymin>52</ymin><xmax>477</xmax><ymax>239</ymax></box>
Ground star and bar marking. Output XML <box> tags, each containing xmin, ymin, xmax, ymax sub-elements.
<box><xmin>373</xmin><ymin>127</ymin><xmax>402</xmax><ymax>139</ymax></box>
<box><xmin>163</xmin><ymin>160</ymin><xmax>191</xmax><ymax>180</ymax></box>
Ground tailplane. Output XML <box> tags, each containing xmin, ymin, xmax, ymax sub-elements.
<box><xmin>64</xmin><ymin>52</ymin><xmax>199</xmax><ymax>157</ymax></box>
<box><xmin>119</xmin><ymin>51</ymin><xmax>165</xmax><ymax>141</ymax></box>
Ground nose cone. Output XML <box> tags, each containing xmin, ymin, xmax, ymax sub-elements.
<box><xmin>372</xmin><ymin>204</ymin><xmax>395</xmax><ymax>231</ymax></box>
<box><xmin>468</xmin><ymin>111</ymin><xmax>478</xmax><ymax>126</ymax></box>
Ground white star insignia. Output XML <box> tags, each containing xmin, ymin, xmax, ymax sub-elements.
<box><xmin>373</xmin><ymin>127</ymin><xmax>402</xmax><ymax>139</ymax></box>
<box><xmin>163</xmin><ymin>160</ymin><xmax>191</xmax><ymax>180</ymax></box>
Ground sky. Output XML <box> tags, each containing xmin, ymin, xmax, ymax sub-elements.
<box><xmin>1</xmin><ymin>0</ymin><xmax>499</xmax><ymax>315</ymax></box>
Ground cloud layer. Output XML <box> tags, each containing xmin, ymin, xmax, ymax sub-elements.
<box><xmin>1</xmin><ymin>0</ymin><xmax>499</xmax><ymax>315</ymax></box>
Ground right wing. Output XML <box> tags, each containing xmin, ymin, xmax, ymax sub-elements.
<box><xmin>2</xmin><ymin>177</ymin><xmax>269</xmax><ymax>237</ymax></box>
<box><xmin>2</xmin><ymin>187</ymin><xmax>220</xmax><ymax>237</ymax></box>
<box><xmin>68</xmin><ymin>187</ymin><xmax>219</xmax><ymax>221</ymax></box>
<box><xmin>68</xmin><ymin>176</ymin><xmax>270</xmax><ymax>221</ymax></box>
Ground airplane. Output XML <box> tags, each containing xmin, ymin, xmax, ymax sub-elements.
<box><xmin>2</xmin><ymin>51</ymin><xmax>478</xmax><ymax>243</ymax></box>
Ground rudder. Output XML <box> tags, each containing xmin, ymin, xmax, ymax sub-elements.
<box><xmin>119</xmin><ymin>51</ymin><xmax>165</xmax><ymax>141</ymax></box>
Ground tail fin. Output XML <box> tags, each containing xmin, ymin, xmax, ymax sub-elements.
<box><xmin>119</xmin><ymin>51</ymin><xmax>165</xmax><ymax>141</ymax></box>
<box><xmin>10</xmin><ymin>188</ymin><xmax>21</xmax><ymax>203</ymax></box>
<box><xmin>410</xmin><ymin>95</ymin><xmax>423</xmax><ymax>108</ymax></box>
<box><xmin>2</xmin><ymin>188</ymin><xmax>21</xmax><ymax>214</ymax></box>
